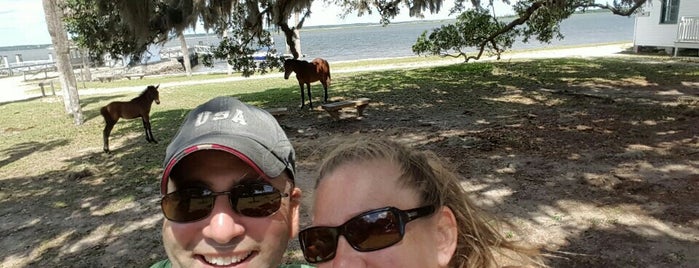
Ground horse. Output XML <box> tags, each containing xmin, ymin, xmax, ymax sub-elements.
<box><xmin>284</xmin><ymin>58</ymin><xmax>331</xmax><ymax>109</ymax></box>
<box><xmin>101</xmin><ymin>84</ymin><xmax>160</xmax><ymax>153</ymax></box>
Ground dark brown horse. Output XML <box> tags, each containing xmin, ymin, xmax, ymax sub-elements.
<box><xmin>101</xmin><ymin>84</ymin><xmax>160</xmax><ymax>153</ymax></box>
<box><xmin>284</xmin><ymin>58</ymin><xmax>331</xmax><ymax>109</ymax></box>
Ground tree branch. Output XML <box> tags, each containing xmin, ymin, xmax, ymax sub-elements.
<box><xmin>468</xmin><ymin>1</ymin><xmax>545</xmax><ymax>61</ymax></box>
<box><xmin>584</xmin><ymin>1</ymin><xmax>646</xmax><ymax>16</ymax></box>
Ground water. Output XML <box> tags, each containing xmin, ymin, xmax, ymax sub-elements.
<box><xmin>1</xmin><ymin>12</ymin><xmax>634</xmax><ymax>66</ymax></box>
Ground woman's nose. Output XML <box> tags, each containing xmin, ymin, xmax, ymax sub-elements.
<box><xmin>324</xmin><ymin>236</ymin><xmax>366</xmax><ymax>268</ymax></box>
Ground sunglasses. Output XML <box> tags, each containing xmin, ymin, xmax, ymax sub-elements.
<box><xmin>298</xmin><ymin>205</ymin><xmax>435</xmax><ymax>263</ymax></box>
<box><xmin>161</xmin><ymin>182</ymin><xmax>289</xmax><ymax>222</ymax></box>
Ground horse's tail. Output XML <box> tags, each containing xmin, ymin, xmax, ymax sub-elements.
<box><xmin>100</xmin><ymin>105</ymin><xmax>111</xmax><ymax>122</ymax></box>
<box><xmin>326</xmin><ymin>61</ymin><xmax>332</xmax><ymax>87</ymax></box>
<box><xmin>327</xmin><ymin>70</ymin><xmax>331</xmax><ymax>87</ymax></box>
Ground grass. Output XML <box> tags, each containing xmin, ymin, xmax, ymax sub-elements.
<box><xmin>5</xmin><ymin>55</ymin><xmax>697</xmax><ymax>190</ymax></box>
<box><xmin>23</xmin><ymin>54</ymin><xmax>453</xmax><ymax>95</ymax></box>
<box><xmin>2</xmin><ymin>54</ymin><xmax>698</xmax><ymax>267</ymax></box>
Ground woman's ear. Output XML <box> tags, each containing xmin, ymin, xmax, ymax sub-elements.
<box><xmin>436</xmin><ymin>206</ymin><xmax>458</xmax><ymax>267</ymax></box>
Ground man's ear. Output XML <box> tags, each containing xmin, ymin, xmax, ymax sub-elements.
<box><xmin>288</xmin><ymin>187</ymin><xmax>302</xmax><ymax>238</ymax></box>
<box><xmin>436</xmin><ymin>206</ymin><xmax>458</xmax><ymax>267</ymax></box>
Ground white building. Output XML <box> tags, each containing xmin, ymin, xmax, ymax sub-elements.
<box><xmin>633</xmin><ymin>0</ymin><xmax>699</xmax><ymax>56</ymax></box>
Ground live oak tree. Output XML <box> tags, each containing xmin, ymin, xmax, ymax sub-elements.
<box><xmin>61</xmin><ymin>0</ymin><xmax>446</xmax><ymax>76</ymax></box>
<box><xmin>412</xmin><ymin>0</ymin><xmax>649</xmax><ymax>62</ymax></box>
<box><xmin>61</xmin><ymin>0</ymin><xmax>649</xmax><ymax>76</ymax></box>
<box><xmin>43</xmin><ymin>0</ymin><xmax>84</xmax><ymax>125</ymax></box>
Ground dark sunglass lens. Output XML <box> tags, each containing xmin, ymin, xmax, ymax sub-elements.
<box><xmin>345</xmin><ymin>210</ymin><xmax>402</xmax><ymax>251</ymax></box>
<box><xmin>234</xmin><ymin>183</ymin><xmax>283</xmax><ymax>217</ymax></box>
<box><xmin>300</xmin><ymin>227</ymin><xmax>339</xmax><ymax>263</ymax></box>
<box><xmin>161</xmin><ymin>189</ymin><xmax>215</xmax><ymax>222</ymax></box>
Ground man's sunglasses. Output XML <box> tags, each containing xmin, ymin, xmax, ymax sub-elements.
<box><xmin>161</xmin><ymin>182</ymin><xmax>289</xmax><ymax>222</ymax></box>
<box><xmin>298</xmin><ymin>205</ymin><xmax>435</xmax><ymax>263</ymax></box>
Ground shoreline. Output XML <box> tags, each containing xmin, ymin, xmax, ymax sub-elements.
<box><xmin>0</xmin><ymin>42</ymin><xmax>641</xmax><ymax>103</ymax></box>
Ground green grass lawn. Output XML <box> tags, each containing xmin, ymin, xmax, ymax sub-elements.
<box><xmin>1</xmin><ymin>55</ymin><xmax>698</xmax><ymax>267</ymax></box>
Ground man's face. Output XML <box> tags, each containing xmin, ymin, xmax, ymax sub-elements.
<box><xmin>162</xmin><ymin>150</ymin><xmax>300</xmax><ymax>268</ymax></box>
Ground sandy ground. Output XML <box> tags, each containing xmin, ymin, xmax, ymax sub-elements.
<box><xmin>0</xmin><ymin>43</ymin><xmax>635</xmax><ymax>104</ymax></box>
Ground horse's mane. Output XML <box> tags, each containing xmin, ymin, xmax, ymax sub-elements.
<box><xmin>133</xmin><ymin>86</ymin><xmax>156</xmax><ymax>100</ymax></box>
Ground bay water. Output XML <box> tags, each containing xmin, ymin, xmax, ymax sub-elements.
<box><xmin>0</xmin><ymin>11</ymin><xmax>634</xmax><ymax>67</ymax></box>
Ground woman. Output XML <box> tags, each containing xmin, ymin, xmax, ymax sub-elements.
<box><xmin>299</xmin><ymin>136</ymin><xmax>545</xmax><ymax>267</ymax></box>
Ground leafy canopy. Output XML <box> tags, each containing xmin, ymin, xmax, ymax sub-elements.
<box><xmin>62</xmin><ymin>0</ymin><xmax>649</xmax><ymax>75</ymax></box>
<box><xmin>413</xmin><ymin>0</ymin><xmax>648</xmax><ymax>62</ymax></box>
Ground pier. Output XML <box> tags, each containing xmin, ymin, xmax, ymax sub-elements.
<box><xmin>159</xmin><ymin>45</ymin><xmax>213</xmax><ymax>60</ymax></box>
<box><xmin>0</xmin><ymin>60</ymin><xmax>57</xmax><ymax>79</ymax></box>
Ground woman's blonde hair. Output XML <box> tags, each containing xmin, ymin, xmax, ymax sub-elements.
<box><xmin>316</xmin><ymin>136</ymin><xmax>545</xmax><ymax>268</ymax></box>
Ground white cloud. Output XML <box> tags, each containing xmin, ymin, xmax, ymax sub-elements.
<box><xmin>0</xmin><ymin>0</ymin><xmax>50</xmax><ymax>46</ymax></box>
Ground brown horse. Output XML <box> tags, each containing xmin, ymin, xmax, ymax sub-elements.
<box><xmin>101</xmin><ymin>84</ymin><xmax>160</xmax><ymax>153</ymax></box>
<box><xmin>284</xmin><ymin>58</ymin><xmax>331</xmax><ymax>109</ymax></box>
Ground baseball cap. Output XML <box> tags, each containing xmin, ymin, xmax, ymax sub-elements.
<box><xmin>161</xmin><ymin>96</ymin><xmax>296</xmax><ymax>194</ymax></box>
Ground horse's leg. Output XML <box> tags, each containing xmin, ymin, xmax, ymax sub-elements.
<box><xmin>321</xmin><ymin>79</ymin><xmax>329</xmax><ymax>103</ymax></box>
<box><xmin>148</xmin><ymin>119</ymin><xmax>157</xmax><ymax>143</ymax></box>
<box><xmin>103</xmin><ymin>120</ymin><xmax>116</xmax><ymax>153</ymax></box>
<box><xmin>298</xmin><ymin>82</ymin><xmax>306</xmax><ymax>109</ymax></box>
<box><xmin>306</xmin><ymin>83</ymin><xmax>313</xmax><ymax>109</ymax></box>
<box><xmin>142</xmin><ymin>117</ymin><xmax>157</xmax><ymax>143</ymax></box>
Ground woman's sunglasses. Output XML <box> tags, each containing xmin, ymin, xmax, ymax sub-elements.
<box><xmin>161</xmin><ymin>182</ymin><xmax>289</xmax><ymax>222</ymax></box>
<box><xmin>298</xmin><ymin>205</ymin><xmax>435</xmax><ymax>263</ymax></box>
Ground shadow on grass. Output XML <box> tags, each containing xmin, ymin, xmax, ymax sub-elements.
<box><xmin>0</xmin><ymin>140</ymin><xmax>70</xmax><ymax>170</ymax></box>
<box><xmin>243</xmin><ymin>58</ymin><xmax>698</xmax><ymax>266</ymax></box>
<box><xmin>0</xmin><ymin>95</ymin><xmax>44</xmax><ymax>107</ymax></box>
<box><xmin>547</xmin><ymin>226</ymin><xmax>696</xmax><ymax>267</ymax></box>
<box><xmin>1</xmin><ymin>57</ymin><xmax>697</xmax><ymax>267</ymax></box>
<box><xmin>0</xmin><ymin>108</ymin><xmax>188</xmax><ymax>266</ymax></box>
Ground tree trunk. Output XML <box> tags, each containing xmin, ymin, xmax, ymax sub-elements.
<box><xmin>223</xmin><ymin>30</ymin><xmax>233</xmax><ymax>75</ymax></box>
<box><xmin>80</xmin><ymin>47</ymin><xmax>92</xmax><ymax>83</ymax></box>
<box><xmin>283</xmin><ymin>12</ymin><xmax>303</xmax><ymax>59</ymax></box>
<box><xmin>293</xmin><ymin>12</ymin><xmax>302</xmax><ymax>57</ymax></box>
<box><xmin>43</xmin><ymin>0</ymin><xmax>83</xmax><ymax>125</ymax></box>
<box><xmin>179</xmin><ymin>33</ymin><xmax>192</xmax><ymax>76</ymax></box>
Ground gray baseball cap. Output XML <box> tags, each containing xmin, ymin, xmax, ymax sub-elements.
<box><xmin>161</xmin><ymin>96</ymin><xmax>295</xmax><ymax>194</ymax></box>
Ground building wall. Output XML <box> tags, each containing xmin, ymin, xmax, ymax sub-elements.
<box><xmin>634</xmin><ymin>0</ymin><xmax>699</xmax><ymax>48</ymax></box>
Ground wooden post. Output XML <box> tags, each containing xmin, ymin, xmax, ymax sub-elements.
<box><xmin>39</xmin><ymin>82</ymin><xmax>46</xmax><ymax>97</ymax></box>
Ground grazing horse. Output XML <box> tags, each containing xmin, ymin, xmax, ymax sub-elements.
<box><xmin>101</xmin><ymin>84</ymin><xmax>160</xmax><ymax>153</ymax></box>
<box><xmin>284</xmin><ymin>58</ymin><xmax>331</xmax><ymax>109</ymax></box>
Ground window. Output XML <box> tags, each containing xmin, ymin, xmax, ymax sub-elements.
<box><xmin>660</xmin><ymin>0</ymin><xmax>680</xmax><ymax>24</ymax></box>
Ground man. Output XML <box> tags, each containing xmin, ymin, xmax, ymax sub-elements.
<box><xmin>151</xmin><ymin>96</ymin><xmax>311</xmax><ymax>268</ymax></box>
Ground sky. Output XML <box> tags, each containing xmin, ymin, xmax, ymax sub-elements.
<box><xmin>0</xmin><ymin>0</ymin><xmax>519</xmax><ymax>47</ymax></box>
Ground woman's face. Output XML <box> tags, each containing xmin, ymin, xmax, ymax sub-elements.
<box><xmin>310</xmin><ymin>158</ymin><xmax>456</xmax><ymax>268</ymax></box>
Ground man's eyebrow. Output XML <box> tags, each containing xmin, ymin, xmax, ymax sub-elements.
<box><xmin>237</xmin><ymin>173</ymin><xmax>265</xmax><ymax>183</ymax></box>
<box><xmin>176</xmin><ymin>180</ymin><xmax>208</xmax><ymax>189</ymax></box>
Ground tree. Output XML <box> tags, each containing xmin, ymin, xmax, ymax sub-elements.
<box><xmin>43</xmin><ymin>0</ymin><xmax>84</xmax><ymax>125</ymax></box>
<box><xmin>178</xmin><ymin>32</ymin><xmax>193</xmax><ymax>76</ymax></box>
<box><xmin>63</xmin><ymin>1</ymin><xmax>649</xmax><ymax>76</ymax></box>
<box><xmin>61</xmin><ymin>1</ymin><xmax>447</xmax><ymax>76</ymax></box>
<box><xmin>413</xmin><ymin>0</ymin><xmax>648</xmax><ymax>62</ymax></box>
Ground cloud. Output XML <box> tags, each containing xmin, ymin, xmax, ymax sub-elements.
<box><xmin>0</xmin><ymin>0</ymin><xmax>50</xmax><ymax>46</ymax></box>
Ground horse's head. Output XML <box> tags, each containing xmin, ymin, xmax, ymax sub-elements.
<box><xmin>147</xmin><ymin>84</ymin><xmax>160</xmax><ymax>105</ymax></box>
<box><xmin>283</xmin><ymin>59</ymin><xmax>293</xmax><ymax>80</ymax></box>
